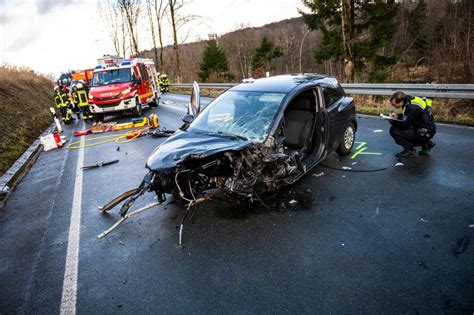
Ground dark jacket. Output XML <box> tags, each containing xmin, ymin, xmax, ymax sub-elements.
<box><xmin>391</xmin><ymin>95</ymin><xmax>435</xmax><ymax>133</ymax></box>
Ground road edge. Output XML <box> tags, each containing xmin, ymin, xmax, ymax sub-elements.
<box><xmin>0</xmin><ymin>124</ymin><xmax>55</xmax><ymax>208</ymax></box>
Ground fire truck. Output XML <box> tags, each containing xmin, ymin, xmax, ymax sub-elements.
<box><xmin>89</xmin><ymin>55</ymin><xmax>160</xmax><ymax>121</ymax></box>
<box><xmin>71</xmin><ymin>69</ymin><xmax>94</xmax><ymax>87</ymax></box>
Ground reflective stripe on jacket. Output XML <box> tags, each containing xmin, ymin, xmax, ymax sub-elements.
<box><xmin>73</xmin><ymin>90</ymin><xmax>89</xmax><ymax>107</ymax></box>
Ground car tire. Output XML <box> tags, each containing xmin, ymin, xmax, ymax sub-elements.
<box><xmin>132</xmin><ymin>101</ymin><xmax>142</xmax><ymax>117</ymax></box>
<box><xmin>93</xmin><ymin>113</ymin><xmax>104</xmax><ymax>122</ymax></box>
<box><xmin>336</xmin><ymin>122</ymin><xmax>355</xmax><ymax>155</ymax></box>
<box><xmin>149</xmin><ymin>93</ymin><xmax>159</xmax><ymax>108</ymax></box>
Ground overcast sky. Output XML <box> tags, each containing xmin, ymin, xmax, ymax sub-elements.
<box><xmin>0</xmin><ymin>0</ymin><xmax>303</xmax><ymax>78</ymax></box>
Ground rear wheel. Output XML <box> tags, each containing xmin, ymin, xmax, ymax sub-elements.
<box><xmin>149</xmin><ymin>93</ymin><xmax>159</xmax><ymax>108</ymax></box>
<box><xmin>336</xmin><ymin>122</ymin><xmax>355</xmax><ymax>155</ymax></box>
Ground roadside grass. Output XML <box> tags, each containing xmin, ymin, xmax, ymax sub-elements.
<box><xmin>170</xmin><ymin>88</ymin><xmax>474</xmax><ymax>126</ymax></box>
<box><xmin>0</xmin><ymin>65</ymin><xmax>53</xmax><ymax>176</ymax></box>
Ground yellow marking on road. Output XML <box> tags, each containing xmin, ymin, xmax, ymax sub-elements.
<box><xmin>351</xmin><ymin>141</ymin><xmax>382</xmax><ymax>159</ymax></box>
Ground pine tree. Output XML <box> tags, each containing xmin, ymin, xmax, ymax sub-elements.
<box><xmin>198</xmin><ymin>39</ymin><xmax>234</xmax><ymax>82</ymax></box>
<box><xmin>251</xmin><ymin>36</ymin><xmax>283</xmax><ymax>75</ymax></box>
<box><xmin>301</xmin><ymin>0</ymin><xmax>399</xmax><ymax>82</ymax></box>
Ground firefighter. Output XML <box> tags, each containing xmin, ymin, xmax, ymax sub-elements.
<box><xmin>159</xmin><ymin>74</ymin><xmax>169</xmax><ymax>93</ymax></box>
<box><xmin>70</xmin><ymin>84</ymin><xmax>82</xmax><ymax>119</ymax></box>
<box><xmin>53</xmin><ymin>86</ymin><xmax>73</xmax><ymax>124</ymax></box>
<box><xmin>72</xmin><ymin>82</ymin><xmax>93</xmax><ymax>121</ymax></box>
<box><xmin>388</xmin><ymin>91</ymin><xmax>436</xmax><ymax>158</ymax></box>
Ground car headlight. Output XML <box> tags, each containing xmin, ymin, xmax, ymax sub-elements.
<box><xmin>121</xmin><ymin>88</ymin><xmax>131</xmax><ymax>97</ymax></box>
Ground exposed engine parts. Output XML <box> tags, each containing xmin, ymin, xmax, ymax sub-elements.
<box><xmin>97</xmin><ymin>140</ymin><xmax>303</xmax><ymax>245</ymax></box>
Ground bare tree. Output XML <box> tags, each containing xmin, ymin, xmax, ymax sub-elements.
<box><xmin>98</xmin><ymin>0</ymin><xmax>128</xmax><ymax>57</ymax></box>
<box><xmin>118</xmin><ymin>0</ymin><xmax>141</xmax><ymax>57</ymax></box>
<box><xmin>168</xmin><ymin>0</ymin><xmax>181</xmax><ymax>81</ymax></box>
<box><xmin>152</xmin><ymin>0</ymin><xmax>168</xmax><ymax>68</ymax></box>
<box><xmin>145</xmin><ymin>0</ymin><xmax>159</xmax><ymax>65</ymax></box>
<box><xmin>341</xmin><ymin>0</ymin><xmax>354</xmax><ymax>82</ymax></box>
<box><xmin>167</xmin><ymin>0</ymin><xmax>203</xmax><ymax>82</ymax></box>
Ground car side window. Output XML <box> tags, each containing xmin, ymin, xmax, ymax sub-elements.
<box><xmin>323</xmin><ymin>88</ymin><xmax>342</xmax><ymax>106</ymax></box>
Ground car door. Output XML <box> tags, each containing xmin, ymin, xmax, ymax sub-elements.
<box><xmin>188</xmin><ymin>81</ymin><xmax>201</xmax><ymax>116</ymax></box>
<box><xmin>313</xmin><ymin>86</ymin><xmax>330</xmax><ymax>161</ymax></box>
<box><xmin>322</xmin><ymin>86</ymin><xmax>346</xmax><ymax>152</ymax></box>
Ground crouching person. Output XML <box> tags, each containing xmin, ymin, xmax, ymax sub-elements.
<box><xmin>388</xmin><ymin>91</ymin><xmax>436</xmax><ymax>158</ymax></box>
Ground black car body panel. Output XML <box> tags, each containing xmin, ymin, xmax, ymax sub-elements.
<box><xmin>102</xmin><ymin>74</ymin><xmax>357</xmax><ymax>219</ymax></box>
<box><xmin>144</xmin><ymin>74</ymin><xmax>357</xmax><ymax>198</ymax></box>
<box><xmin>98</xmin><ymin>74</ymin><xmax>357</xmax><ymax>242</ymax></box>
<box><xmin>146</xmin><ymin>130</ymin><xmax>250</xmax><ymax>171</ymax></box>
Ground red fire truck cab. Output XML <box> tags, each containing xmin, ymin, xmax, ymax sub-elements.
<box><xmin>89</xmin><ymin>56</ymin><xmax>160</xmax><ymax>120</ymax></box>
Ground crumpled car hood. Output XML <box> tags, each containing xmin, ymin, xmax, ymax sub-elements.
<box><xmin>146</xmin><ymin>130</ymin><xmax>250</xmax><ymax>171</ymax></box>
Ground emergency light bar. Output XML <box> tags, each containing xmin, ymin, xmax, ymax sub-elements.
<box><xmin>97</xmin><ymin>55</ymin><xmax>124</xmax><ymax>68</ymax></box>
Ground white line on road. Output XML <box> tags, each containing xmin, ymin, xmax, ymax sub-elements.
<box><xmin>60</xmin><ymin>121</ymin><xmax>85</xmax><ymax>314</ymax></box>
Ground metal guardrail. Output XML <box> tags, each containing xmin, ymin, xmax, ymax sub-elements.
<box><xmin>170</xmin><ymin>82</ymin><xmax>474</xmax><ymax>99</ymax></box>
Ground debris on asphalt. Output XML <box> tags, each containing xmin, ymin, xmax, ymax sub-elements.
<box><xmin>424</xmin><ymin>234</ymin><xmax>430</xmax><ymax>238</ymax></box>
<box><xmin>352</xmin><ymin>162</ymin><xmax>358</xmax><ymax>165</ymax></box>
<box><xmin>341</xmin><ymin>243</ymin><xmax>345</xmax><ymax>246</ymax></box>
<box><xmin>395</xmin><ymin>162</ymin><xmax>404</xmax><ymax>167</ymax></box>
<box><xmin>469</xmin><ymin>224</ymin><xmax>474</xmax><ymax>228</ymax></box>
<box><xmin>373</xmin><ymin>129</ymin><xmax>383</xmax><ymax>133</ymax></box>
<box><xmin>150</xmin><ymin>128</ymin><xmax>175</xmax><ymax>138</ymax></box>
<box><xmin>342</xmin><ymin>175</ymin><xmax>346</xmax><ymax>178</ymax></box>
<box><xmin>40</xmin><ymin>133</ymin><xmax>67</xmax><ymax>151</ymax></box>
<box><xmin>288</xmin><ymin>199</ymin><xmax>298</xmax><ymax>206</ymax></box>
<box><xmin>82</xmin><ymin>159</ymin><xmax>119</xmax><ymax>170</ymax></box>
<box><xmin>342</xmin><ymin>166</ymin><xmax>352</xmax><ymax>170</ymax></box>
<box><xmin>305</xmin><ymin>189</ymin><xmax>312</xmax><ymax>193</ymax></box>
<box><xmin>312</xmin><ymin>171</ymin><xmax>324</xmax><ymax>177</ymax></box>
<box><xmin>420</xmin><ymin>218</ymin><xmax>429</xmax><ymax>222</ymax></box>
<box><xmin>116</xmin><ymin>146</ymin><xmax>120</xmax><ymax>151</ymax></box>
<box><xmin>417</xmin><ymin>261</ymin><xmax>430</xmax><ymax>269</ymax></box>
<box><xmin>454</xmin><ymin>235</ymin><xmax>470</xmax><ymax>255</ymax></box>
<box><xmin>118</xmin><ymin>240</ymin><xmax>124</xmax><ymax>245</ymax></box>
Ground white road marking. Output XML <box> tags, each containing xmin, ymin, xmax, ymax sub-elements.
<box><xmin>60</xmin><ymin>121</ymin><xmax>85</xmax><ymax>314</ymax></box>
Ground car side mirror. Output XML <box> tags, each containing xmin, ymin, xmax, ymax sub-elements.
<box><xmin>182</xmin><ymin>114</ymin><xmax>194</xmax><ymax>124</ymax></box>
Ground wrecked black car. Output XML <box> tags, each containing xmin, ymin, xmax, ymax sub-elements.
<box><xmin>98</xmin><ymin>74</ymin><xmax>357</xmax><ymax>243</ymax></box>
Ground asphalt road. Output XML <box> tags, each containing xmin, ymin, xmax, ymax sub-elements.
<box><xmin>1</xmin><ymin>94</ymin><xmax>473</xmax><ymax>314</ymax></box>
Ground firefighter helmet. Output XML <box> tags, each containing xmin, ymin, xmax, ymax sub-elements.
<box><xmin>76</xmin><ymin>82</ymin><xmax>84</xmax><ymax>90</ymax></box>
<box><xmin>54</xmin><ymin>85</ymin><xmax>60</xmax><ymax>92</ymax></box>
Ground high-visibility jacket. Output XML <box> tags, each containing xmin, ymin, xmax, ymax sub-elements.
<box><xmin>402</xmin><ymin>95</ymin><xmax>436</xmax><ymax>133</ymax></box>
<box><xmin>73</xmin><ymin>90</ymin><xmax>89</xmax><ymax>107</ymax></box>
<box><xmin>54</xmin><ymin>91</ymin><xmax>69</xmax><ymax>108</ymax></box>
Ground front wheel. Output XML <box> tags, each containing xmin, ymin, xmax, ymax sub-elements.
<box><xmin>336</xmin><ymin>122</ymin><xmax>355</xmax><ymax>155</ymax></box>
<box><xmin>93</xmin><ymin>113</ymin><xmax>104</xmax><ymax>123</ymax></box>
<box><xmin>132</xmin><ymin>102</ymin><xmax>142</xmax><ymax>117</ymax></box>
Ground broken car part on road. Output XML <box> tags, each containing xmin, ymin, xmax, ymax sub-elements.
<box><xmin>97</xmin><ymin>75</ymin><xmax>358</xmax><ymax>244</ymax></box>
<box><xmin>82</xmin><ymin>159</ymin><xmax>119</xmax><ymax>170</ymax></box>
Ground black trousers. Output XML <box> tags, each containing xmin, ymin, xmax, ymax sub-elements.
<box><xmin>389</xmin><ymin>126</ymin><xmax>431</xmax><ymax>150</ymax></box>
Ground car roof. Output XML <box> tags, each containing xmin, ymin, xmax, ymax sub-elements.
<box><xmin>229</xmin><ymin>74</ymin><xmax>343</xmax><ymax>94</ymax></box>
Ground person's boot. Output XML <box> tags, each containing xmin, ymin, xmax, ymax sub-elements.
<box><xmin>396</xmin><ymin>148</ymin><xmax>417</xmax><ymax>158</ymax></box>
<box><xmin>419</xmin><ymin>141</ymin><xmax>436</xmax><ymax>155</ymax></box>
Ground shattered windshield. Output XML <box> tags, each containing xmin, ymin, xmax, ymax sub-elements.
<box><xmin>92</xmin><ymin>69</ymin><xmax>132</xmax><ymax>86</ymax></box>
<box><xmin>187</xmin><ymin>90</ymin><xmax>285</xmax><ymax>142</ymax></box>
